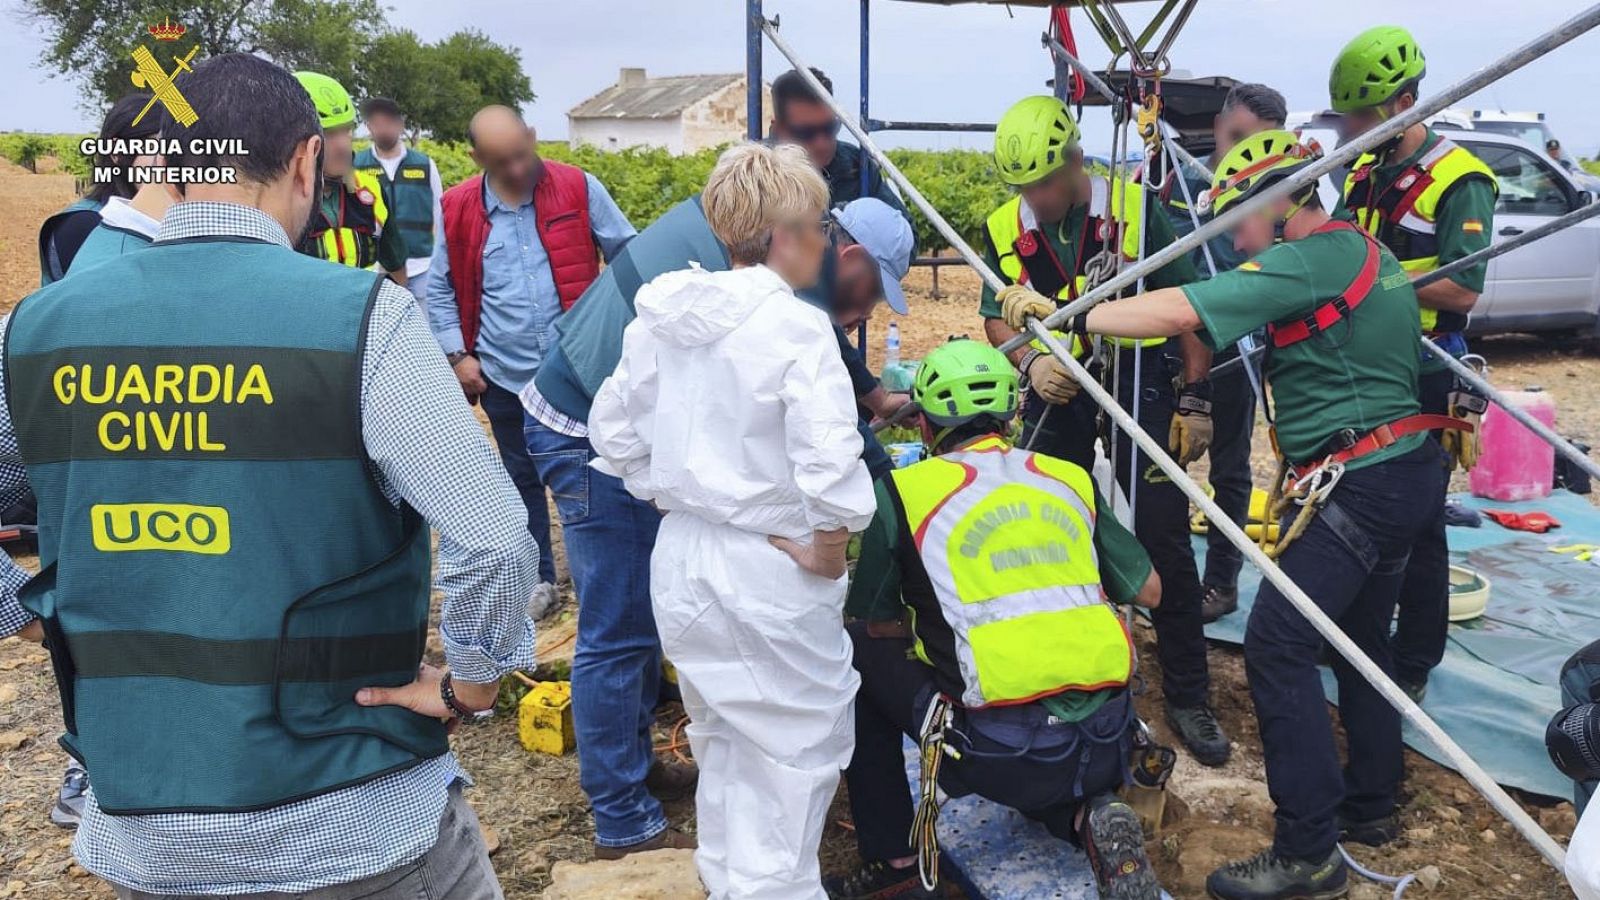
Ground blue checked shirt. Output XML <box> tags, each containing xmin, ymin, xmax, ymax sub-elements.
<box><xmin>0</xmin><ymin>202</ymin><xmax>538</xmax><ymax>895</ymax></box>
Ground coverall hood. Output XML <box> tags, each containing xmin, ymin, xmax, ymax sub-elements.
<box><xmin>634</xmin><ymin>263</ymin><xmax>789</xmax><ymax>349</ymax></box>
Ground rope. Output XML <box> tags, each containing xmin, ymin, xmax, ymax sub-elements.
<box><xmin>1338</xmin><ymin>845</ymin><xmax>1418</xmax><ymax>899</ymax></box>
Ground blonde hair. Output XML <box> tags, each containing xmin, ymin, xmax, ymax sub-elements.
<box><xmin>702</xmin><ymin>142</ymin><xmax>830</xmax><ymax>266</ymax></box>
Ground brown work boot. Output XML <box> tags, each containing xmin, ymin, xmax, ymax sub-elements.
<box><xmin>593</xmin><ymin>827</ymin><xmax>697</xmax><ymax>861</ymax></box>
<box><xmin>646</xmin><ymin>759</ymin><xmax>699</xmax><ymax>802</ymax></box>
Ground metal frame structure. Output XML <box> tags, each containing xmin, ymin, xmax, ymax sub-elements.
<box><xmin>749</xmin><ymin>0</ymin><xmax>1600</xmax><ymax>872</ymax></box>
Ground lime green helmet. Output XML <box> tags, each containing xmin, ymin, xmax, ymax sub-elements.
<box><xmin>914</xmin><ymin>340</ymin><xmax>1019</xmax><ymax>427</ymax></box>
<box><xmin>994</xmin><ymin>96</ymin><xmax>1081</xmax><ymax>187</ymax></box>
<box><xmin>1329</xmin><ymin>26</ymin><xmax>1427</xmax><ymax>113</ymax></box>
<box><xmin>295</xmin><ymin>70</ymin><xmax>356</xmax><ymax>130</ymax></box>
<box><xmin>1207</xmin><ymin>130</ymin><xmax>1319</xmax><ymax>216</ymax></box>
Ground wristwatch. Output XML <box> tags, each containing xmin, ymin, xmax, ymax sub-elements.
<box><xmin>439</xmin><ymin>672</ymin><xmax>494</xmax><ymax>725</ymax></box>
<box><xmin>446</xmin><ymin>350</ymin><xmax>471</xmax><ymax>367</ymax></box>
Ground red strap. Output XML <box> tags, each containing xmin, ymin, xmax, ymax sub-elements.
<box><xmin>1266</xmin><ymin>220</ymin><xmax>1383</xmax><ymax>349</ymax></box>
<box><xmin>1292</xmin><ymin>414</ymin><xmax>1471</xmax><ymax>478</ymax></box>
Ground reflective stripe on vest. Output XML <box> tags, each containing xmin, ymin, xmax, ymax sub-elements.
<box><xmin>891</xmin><ymin>436</ymin><xmax>1133</xmax><ymax>708</ymax></box>
<box><xmin>1343</xmin><ymin>137</ymin><xmax>1497</xmax><ymax>333</ymax></box>
<box><xmin>355</xmin><ymin>147</ymin><xmax>435</xmax><ymax>262</ymax></box>
<box><xmin>985</xmin><ymin>179</ymin><xmax>1165</xmax><ymax>350</ymax></box>
<box><xmin>305</xmin><ymin>169</ymin><xmax>391</xmax><ymax>270</ymax></box>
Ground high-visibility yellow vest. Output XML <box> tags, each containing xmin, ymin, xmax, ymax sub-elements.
<box><xmin>302</xmin><ymin>169</ymin><xmax>391</xmax><ymax>270</ymax></box>
<box><xmin>984</xmin><ymin>176</ymin><xmax>1165</xmax><ymax>351</ymax></box>
<box><xmin>890</xmin><ymin>435</ymin><xmax>1133</xmax><ymax>708</ymax></box>
<box><xmin>1343</xmin><ymin>136</ymin><xmax>1497</xmax><ymax>333</ymax></box>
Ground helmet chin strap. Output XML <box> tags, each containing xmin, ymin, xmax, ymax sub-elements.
<box><xmin>1272</xmin><ymin>193</ymin><xmax>1313</xmax><ymax>244</ymax></box>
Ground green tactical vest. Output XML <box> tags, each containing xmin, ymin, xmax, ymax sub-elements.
<box><xmin>4</xmin><ymin>236</ymin><xmax>445</xmax><ymax>814</ymax></box>
<box><xmin>356</xmin><ymin>146</ymin><xmax>436</xmax><ymax>262</ymax></box>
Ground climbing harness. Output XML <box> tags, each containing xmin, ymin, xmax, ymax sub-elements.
<box><xmin>911</xmin><ymin>694</ymin><xmax>958</xmax><ymax>891</ymax></box>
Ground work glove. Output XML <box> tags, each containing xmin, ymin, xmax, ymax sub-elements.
<box><xmin>1169</xmin><ymin>381</ymin><xmax>1214</xmax><ymax>467</ymax></box>
<box><xmin>1024</xmin><ymin>351</ymin><xmax>1080</xmax><ymax>405</ymax></box>
<box><xmin>769</xmin><ymin>527</ymin><xmax>852</xmax><ymax>580</ymax></box>
<box><xmin>998</xmin><ymin>284</ymin><xmax>1057</xmax><ymax>332</ymax></box>
<box><xmin>1441</xmin><ymin>383</ymin><xmax>1489</xmax><ymax>471</ymax></box>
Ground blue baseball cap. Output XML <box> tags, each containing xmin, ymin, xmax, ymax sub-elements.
<box><xmin>832</xmin><ymin>198</ymin><xmax>913</xmax><ymax>314</ymax></box>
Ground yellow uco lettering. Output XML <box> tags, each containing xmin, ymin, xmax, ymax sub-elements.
<box><xmin>91</xmin><ymin>503</ymin><xmax>231</xmax><ymax>555</ymax></box>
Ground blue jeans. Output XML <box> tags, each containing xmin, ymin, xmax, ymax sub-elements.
<box><xmin>524</xmin><ymin>415</ymin><xmax>666</xmax><ymax>847</ymax></box>
<box><xmin>1244</xmin><ymin>441</ymin><xmax>1446</xmax><ymax>861</ymax></box>
<box><xmin>481</xmin><ymin>381</ymin><xmax>555</xmax><ymax>585</ymax></box>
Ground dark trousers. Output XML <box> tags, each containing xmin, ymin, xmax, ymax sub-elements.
<box><xmin>1203</xmin><ymin>348</ymin><xmax>1258</xmax><ymax>591</ymax></box>
<box><xmin>1390</xmin><ymin>367</ymin><xmax>1455</xmax><ymax>685</ymax></box>
<box><xmin>843</xmin><ymin>623</ymin><xmax>1131</xmax><ymax>862</ymax></box>
<box><xmin>1244</xmin><ymin>442</ymin><xmax>1446</xmax><ymax>861</ymax></box>
<box><xmin>480</xmin><ymin>379</ymin><xmax>556</xmax><ymax>584</ymax></box>
<box><xmin>1020</xmin><ymin>346</ymin><xmax>1209</xmax><ymax>708</ymax></box>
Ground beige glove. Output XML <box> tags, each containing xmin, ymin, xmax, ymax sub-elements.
<box><xmin>998</xmin><ymin>284</ymin><xmax>1057</xmax><ymax>332</ymax></box>
<box><xmin>1026</xmin><ymin>352</ymin><xmax>1080</xmax><ymax>405</ymax></box>
<box><xmin>1442</xmin><ymin>388</ymin><xmax>1487</xmax><ymax>471</ymax></box>
<box><xmin>1168</xmin><ymin>384</ymin><xmax>1215</xmax><ymax>467</ymax></box>
<box><xmin>768</xmin><ymin>527</ymin><xmax>852</xmax><ymax>579</ymax></box>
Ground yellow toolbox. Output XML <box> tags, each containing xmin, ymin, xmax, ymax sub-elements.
<box><xmin>517</xmin><ymin>680</ymin><xmax>576</xmax><ymax>755</ymax></box>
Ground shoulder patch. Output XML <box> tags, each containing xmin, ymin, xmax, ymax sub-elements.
<box><xmin>1381</xmin><ymin>271</ymin><xmax>1410</xmax><ymax>291</ymax></box>
<box><xmin>355</xmin><ymin>188</ymin><xmax>376</xmax><ymax>206</ymax></box>
<box><xmin>1239</xmin><ymin>260</ymin><xmax>1262</xmax><ymax>272</ymax></box>
<box><xmin>1462</xmin><ymin>219</ymin><xmax>1484</xmax><ymax>234</ymax></box>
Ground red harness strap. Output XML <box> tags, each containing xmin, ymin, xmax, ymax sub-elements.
<box><xmin>1290</xmin><ymin>413</ymin><xmax>1471</xmax><ymax>480</ymax></box>
<box><xmin>1266</xmin><ymin>219</ymin><xmax>1383</xmax><ymax>349</ymax></box>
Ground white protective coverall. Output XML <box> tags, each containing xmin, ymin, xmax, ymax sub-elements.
<box><xmin>589</xmin><ymin>262</ymin><xmax>876</xmax><ymax>899</ymax></box>
<box><xmin>1571</xmin><ymin>799</ymin><xmax>1600</xmax><ymax>900</ymax></box>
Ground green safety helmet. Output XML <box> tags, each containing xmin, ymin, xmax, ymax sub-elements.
<box><xmin>1206</xmin><ymin>129</ymin><xmax>1319</xmax><ymax>217</ymax></box>
<box><xmin>994</xmin><ymin>95</ymin><xmax>1081</xmax><ymax>187</ymax></box>
<box><xmin>295</xmin><ymin>70</ymin><xmax>356</xmax><ymax>130</ymax></box>
<box><xmin>1329</xmin><ymin>25</ymin><xmax>1427</xmax><ymax>113</ymax></box>
<box><xmin>913</xmin><ymin>340</ymin><xmax>1019</xmax><ymax>427</ymax></box>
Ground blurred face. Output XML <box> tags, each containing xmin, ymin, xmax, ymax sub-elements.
<box><xmin>367</xmin><ymin>111</ymin><xmax>405</xmax><ymax>150</ymax></box>
<box><xmin>774</xmin><ymin>98</ymin><xmax>841</xmax><ymax>169</ymax></box>
<box><xmin>831</xmin><ymin>242</ymin><xmax>885</xmax><ymax>328</ymax></box>
<box><xmin>1214</xmin><ymin>105</ymin><xmax>1274</xmax><ymax>159</ymax></box>
<box><xmin>471</xmin><ymin>122</ymin><xmax>539</xmax><ymax>197</ymax></box>
<box><xmin>1231</xmin><ymin>197</ymin><xmax>1293</xmax><ymax>257</ymax></box>
<box><xmin>1336</xmin><ymin>90</ymin><xmax>1413</xmax><ymax>143</ymax></box>
<box><xmin>765</xmin><ymin>213</ymin><xmax>830</xmax><ymax>290</ymax></box>
<box><xmin>1018</xmin><ymin>154</ymin><xmax>1082</xmax><ymax>225</ymax></box>
<box><xmin>321</xmin><ymin>124</ymin><xmax>355</xmax><ymax>178</ymax></box>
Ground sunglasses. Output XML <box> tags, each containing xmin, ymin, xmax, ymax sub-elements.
<box><xmin>785</xmin><ymin>118</ymin><xmax>843</xmax><ymax>142</ymax></box>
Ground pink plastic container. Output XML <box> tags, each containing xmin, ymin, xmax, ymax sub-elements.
<box><xmin>1469</xmin><ymin>387</ymin><xmax>1556</xmax><ymax>502</ymax></box>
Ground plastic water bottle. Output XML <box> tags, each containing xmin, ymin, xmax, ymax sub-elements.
<box><xmin>885</xmin><ymin>322</ymin><xmax>901</xmax><ymax>369</ymax></box>
<box><xmin>1470</xmin><ymin>386</ymin><xmax>1557</xmax><ymax>502</ymax></box>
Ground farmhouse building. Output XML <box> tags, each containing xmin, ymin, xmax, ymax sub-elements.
<box><xmin>568</xmin><ymin>68</ymin><xmax>771</xmax><ymax>154</ymax></box>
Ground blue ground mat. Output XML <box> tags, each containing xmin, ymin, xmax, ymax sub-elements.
<box><xmin>1198</xmin><ymin>488</ymin><xmax>1599</xmax><ymax>800</ymax></box>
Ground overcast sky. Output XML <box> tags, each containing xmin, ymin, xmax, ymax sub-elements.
<box><xmin>4</xmin><ymin>0</ymin><xmax>1596</xmax><ymax>156</ymax></box>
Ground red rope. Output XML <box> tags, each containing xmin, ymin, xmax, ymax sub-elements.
<box><xmin>1051</xmin><ymin>5</ymin><xmax>1087</xmax><ymax>103</ymax></box>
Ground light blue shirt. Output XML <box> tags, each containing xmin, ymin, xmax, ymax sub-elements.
<box><xmin>428</xmin><ymin>171</ymin><xmax>635</xmax><ymax>391</ymax></box>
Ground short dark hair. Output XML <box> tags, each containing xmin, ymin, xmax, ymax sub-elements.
<box><xmin>1394</xmin><ymin>77</ymin><xmax>1423</xmax><ymax>106</ymax></box>
<box><xmin>933</xmin><ymin>415</ymin><xmax>1012</xmax><ymax>453</ymax></box>
<box><xmin>361</xmin><ymin>96</ymin><xmax>403</xmax><ymax>120</ymax></box>
<box><xmin>1220</xmin><ymin>83</ymin><xmax>1288</xmax><ymax>128</ymax></box>
<box><xmin>86</xmin><ymin>92</ymin><xmax>162</xmax><ymax>204</ymax></box>
<box><xmin>165</xmin><ymin>54</ymin><xmax>321</xmax><ymax>190</ymax></box>
<box><xmin>772</xmin><ymin>67</ymin><xmax>833</xmax><ymax>121</ymax></box>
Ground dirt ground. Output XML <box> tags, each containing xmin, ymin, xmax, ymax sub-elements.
<box><xmin>0</xmin><ymin>162</ymin><xmax>1591</xmax><ymax>898</ymax></box>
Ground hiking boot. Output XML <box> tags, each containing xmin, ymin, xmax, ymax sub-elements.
<box><xmin>51</xmin><ymin>761</ymin><xmax>87</xmax><ymax>829</ymax></box>
<box><xmin>1395</xmin><ymin>676</ymin><xmax>1428</xmax><ymax>705</ymax></box>
<box><xmin>1166</xmin><ymin>701</ymin><xmax>1231</xmax><ymax>767</ymax></box>
<box><xmin>1338</xmin><ymin>812</ymin><xmax>1400</xmax><ymax>847</ymax></box>
<box><xmin>1201</xmin><ymin>585</ymin><xmax>1239</xmax><ymax>624</ymax></box>
<box><xmin>1080</xmin><ymin>795</ymin><xmax>1159</xmax><ymax>900</ymax></box>
<box><xmin>824</xmin><ymin>860</ymin><xmax>938</xmax><ymax>899</ymax></box>
<box><xmin>1205</xmin><ymin>846</ymin><xmax>1348</xmax><ymax>900</ymax></box>
<box><xmin>645</xmin><ymin>758</ymin><xmax>698</xmax><ymax>803</ymax></box>
<box><xmin>593</xmin><ymin>827</ymin><xmax>696</xmax><ymax>861</ymax></box>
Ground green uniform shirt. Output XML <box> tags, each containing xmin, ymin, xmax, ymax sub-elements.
<box><xmin>979</xmin><ymin>196</ymin><xmax>1199</xmax><ymax>318</ymax></box>
<box><xmin>845</xmin><ymin>470</ymin><xmax>1153</xmax><ymax>722</ymax></box>
<box><xmin>1183</xmin><ymin>225</ymin><xmax>1424</xmax><ymax>468</ymax></box>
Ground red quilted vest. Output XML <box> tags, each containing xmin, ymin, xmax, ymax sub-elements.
<box><xmin>440</xmin><ymin>160</ymin><xmax>600</xmax><ymax>352</ymax></box>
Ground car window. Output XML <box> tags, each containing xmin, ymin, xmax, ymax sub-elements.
<box><xmin>1465</xmin><ymin>142</ymin><xmax>1572</xmax><ymax>216</ymax></box>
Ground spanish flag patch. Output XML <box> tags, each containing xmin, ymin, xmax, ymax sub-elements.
<box><xmin>1462</xmin><ymin>219</ymin><xmax>1484</xmax><ymax>234</ymax></box>
<box><xmin>1240</xmin><ymin>260</ymin><xmax>1262</xmax><ymax>272</ymax></box>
